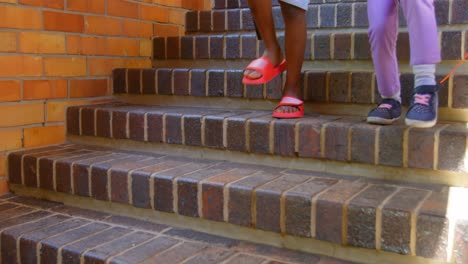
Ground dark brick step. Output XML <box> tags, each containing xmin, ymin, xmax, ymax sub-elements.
<box><xmin>186</xmin><ymin>0</ymin><xmax>465</xmax><ymax>34</ymax></box>
<box><xmin>211</xmin><ymin>0</ymin><xmax>366</xmax><ymax>10</ymax></box>
<box><xmin>66</xmin><ymin>103</ymin><xmax>467</xmax><ymax>173</ymax></box>
<box><xmin>0</xmin><ymin>194</ymin><xmax>355</xmax><ymax>264</ymax></box>
<box><xmin>113</xmin><ymin>68</ymin><xmax>468</xmax><ymax>111</ymax></box>
<box><xmin>7</xmin><ymin>144</ymin><xmax>468</xmax><ymax>263</ymax></box>
<box><xmin>154</xmin><ymin>30</ymin><xmax>467</xmax><ymax>62</ymax></box>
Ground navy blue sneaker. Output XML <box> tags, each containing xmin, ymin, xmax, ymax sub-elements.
<box><xmin>405</xmin><ymin>85</ymin><xmax>439</xmax><ymax>128</ymax></box>
<box><xmin>367</xmin><ymin>98</ymin><xmax>402</xmax><ymax>125</ymax></box>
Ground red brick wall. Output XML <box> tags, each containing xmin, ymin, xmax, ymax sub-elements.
<box><xmin>0</xmin><ymin>0</ymin><xmax>206</xmax><ymax>194</ymax></box>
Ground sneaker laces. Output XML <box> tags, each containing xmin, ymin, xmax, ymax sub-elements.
<box><xmin>414</xmin><ymin>94</ymin><xmax>431</xmax><ymax>106</ymax></box>
<box><xmin>410</xmin><ymin>93</ymin><xmax>432</xmax><ymax>113</ymax></box>
<box><xmin>378</xmin><ymin>103</ymin><xmax>392</xmax><ymax>109</ymax></box>
<box><xmin>374</xmin><ymin>99</ymin><xmax>398</xmax><ymax>113</ymax></box>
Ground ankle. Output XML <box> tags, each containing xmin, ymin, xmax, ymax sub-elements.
<box><xmin>262</xmin><ymin>47</ymin><xmax>283</xmax><ymax>66</ymax></box>
<box><xmin>282</xmin><ymin>86</ymin><xmax>301</xmax><ymax>99</ymax></box>
<box><xmin>381</xmin><ymin>92</ymin><xmax>401</xmax><ymax>103</ymax></box>
<box><xmin>413</xmin><ymin>64</ymin><xmax>436</xmax><ymax>87</ymax></box>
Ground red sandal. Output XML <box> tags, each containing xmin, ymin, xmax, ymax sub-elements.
<box><xmin>272</xmin><ymin>96</ymin><xmax>304</xmax><ymax>119</ymax></box>
<box><xmin>242</xmin><ymin>56</ymin><xmax>286</xmax><ymax>85</ymax></box>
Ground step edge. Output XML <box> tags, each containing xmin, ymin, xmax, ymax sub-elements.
<box><xmin>9</xmin><ymin>185</ymin><xmax>452</xmax><ymax>264</ymax></box>
<box><xmin>66</xmin><ymin>135</ymin><xmax>468</xmax><ymax>187</ymax></box>
<box><xmin>114</xmin><ymin>95</ymin><xmax>468</xmax><ymax>123</ymax></box>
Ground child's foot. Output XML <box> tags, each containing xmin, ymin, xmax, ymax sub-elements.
<box><xmin>273</xmin><ymin>86</ymin><xmax>303</xmax><ymax>118</ymax></box>
<box><xmin>243</xmin><ymin>50</ymin><xmax>284</xmax><ymax>82</ymax></box>
<box><xmin>272</xmin><ymin>96</ymin><xmax>304</xmax><ymax>119</ymax></box>
<box><xmin>405</xmin><ymin>85</ymin><xmax>439</xmax><ymax>128</ymax></box>
<box><xmin>367</xmin><ymin>98</ymin><xmax>402</xmax><ymax>125</ymax></box>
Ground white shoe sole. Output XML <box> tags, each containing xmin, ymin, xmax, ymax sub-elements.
<box><xmin>405</xmin><ymin>117</ymin><xmax>437</xmax><ymax>128</ymax></box>
<box><xmin>367</xmin><ymin>116</ymin><xmax>400</xmax><ymax>125</ymax></box>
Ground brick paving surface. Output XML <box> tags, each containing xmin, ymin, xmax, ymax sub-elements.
<box><xmin>190</xmin><ymin>0</ymin><xmax>463</xmax><ymax>34</ymax></box>
<box><xmin>0</xmin><ymin>194</ymin><xmax>356</xmax><ymax>264</ymax></box>
<box><xmin>113</xmin><ymin>68</ymin><xmax>461</xmax><ymax>109</ymax></box>
<box><xmin>8</xmin><ymin>144</ymin><xmax>468</xmax><ymax>262</ymax></box>
<box><xmin>1</xmin><ymin>0</ymin><xmax>467</xmax><ymax>262</ymax></box>
<box><xmin>66</xmin><ymin>104</ymin><xmax>468</xmax><ymax>172</ymax></box>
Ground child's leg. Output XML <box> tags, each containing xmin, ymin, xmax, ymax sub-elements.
<box><xmin>367</xmin><ymin>0</ymin><xmax>401</xmax><ymax>101</ymax></box>
<box><xmin>244</xmin><ymin>0</ymin><xmax>282</xmax><ymax>80</ymax></box>
<box><xmin>274</xmin><ymin>1</ymin><xmax>307</xmax><ymax>114</ymax></box>
<box><xmin>400</xmin><ymin>0</ymin><xmax>441</xmax><ymax>85</ymax></box>
<box><xmin>400</xmin><ymin>0</ymin><xmax>441</xmax><ymax>128</ymax></box>
<box><xmin>400</xmin><ymin>0</ymin><xmax>441</xmax><ymax>66</ymax></box>
<box><xmin>366</xmin><ymin>0</ymin><xmax>403</xmax><ymax>125</ymax></box>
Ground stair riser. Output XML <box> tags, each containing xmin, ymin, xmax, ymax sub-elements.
<box><xmin>154</xmin><ymin>30</ymin><xmax>468</xmax><ymax>62</ymax></box>
<box><xmin>186</xmin><ymin>0</ymin><xmax>464</xmax><ymax>34</ymax></box>
<box><xmin>211</xmin><ymin>0</ymin><xmax>369</xmax><ymax>10</ymax></box>
<box><xmin>7</xmin><ymin>145</ymin><xmax>465</xmax><ymax>263</ymax></box>
<box><xmin>1</xmin><ymin>195</ymin><xmax>352</xmax><ymax>264</ymax></box>
<box><xmin>66</xmin><ymin>105</ymin><xmax>468</xmax><ymax>174</ymax></box>
<box><xmin>11</xmin><ymin>185</ymin><xmax>462</xmax><ymax>264</ymax></box>
<box><xmin>113</xmin><ymin>68</ymin><xmax>468</xmax><ymax>116</ymax></box>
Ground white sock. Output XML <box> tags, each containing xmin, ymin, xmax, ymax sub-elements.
<box><xmin>413</xmin><ymin>64</ymin><xmax>436</xmax><ymax>87</ymax></box>
<box><xmin>382</xmin><ymin>91</ymin><xmax>401</xmax><ymax>103</ymax></box>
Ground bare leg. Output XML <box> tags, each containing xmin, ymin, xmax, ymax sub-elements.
<box><xmin>275</xmin><ymin>2</ymin><xmax>307</xmax><ymax>114</ymax></box>
<box><xmin>244</xmin><ymin>0</ymin><xmax>283</xmax><ymax>80</ymax></box>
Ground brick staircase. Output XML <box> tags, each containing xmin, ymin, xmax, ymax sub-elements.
<box><xmin>0</xmin><ymin>195</ymin><xmax>352</xmax><ymax>264</ymax></box>
<box><xmin>6</xmin><ymin>0</ymin><xmax>468</xmax><ymax>263</ymax></box>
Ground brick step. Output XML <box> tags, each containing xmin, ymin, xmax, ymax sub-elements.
<box><xmin>0</xmin><ymin>194</ymin><xmax>355</xmax><ymax>264</ymax></box>
<box><xmin>210</xmin><ymin>0</ymin><xmax>365</xmax><ymax>10</ymax></box>
<box><xmin>65</xmin><ymin>103</ymin><xmax>467</xmax><ymax>179</ymax></box>
<box><xmin>186</xmin><ymin>0</ymin><xmax>465</xmax><ymax>34</ymax></box>
<box><xmin>154</xmin><ymin>30</ymin><xmax>467</xmax><ymax>62</ymax></box>
<box><xmin>7</xmin><ymin>144</ymin><xmax>468</xmax><ymax>263</ymax></box>
<box><xmin>112</xmin><ymin>68</ymin><xmax>468</xmax><ymax>120</ymax></box>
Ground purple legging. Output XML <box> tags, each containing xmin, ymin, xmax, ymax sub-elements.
<box><xmin>368</xmin><ymin>0</ymin><xmax>441</xmax><ymax>98</ymax></box>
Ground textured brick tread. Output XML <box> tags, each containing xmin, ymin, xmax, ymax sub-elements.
<box><xmin>186</xmin><ymin>0</ymin><xmax>464</xmax><ymax>33</ymax></box>
<box><xmin>67</xmin><ymin>103</ymin><xmax>467</xmax><ymax>172</ymax></box>
<box><xmin>8</xmin><ymin>144</ymin><xmax>468</xmax><ymax>262</ymax></box>
<box><xmin>0</xmin><ymin>194</ymin><xmax>356</xmax><ymax>264</ymax></box>
<box><xmin>154</xmin><ymin>30</ymin><xmax>467</xmax><ymax>62</ymax></box>
<box><xmin>114</xmin><ymin>68</ymin><xmax>466</xmax><ymax>109</ymax></box>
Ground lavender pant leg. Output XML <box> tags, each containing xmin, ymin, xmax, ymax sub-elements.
<box><xmin>400</xmin><ymin>0</ymin><xmax>441</xmax><ymax>66</ymax></box>
<box><xmin>367</xmin><ymin>0</ymin><xmax>401</xmax><ymax>98</ymax></box>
